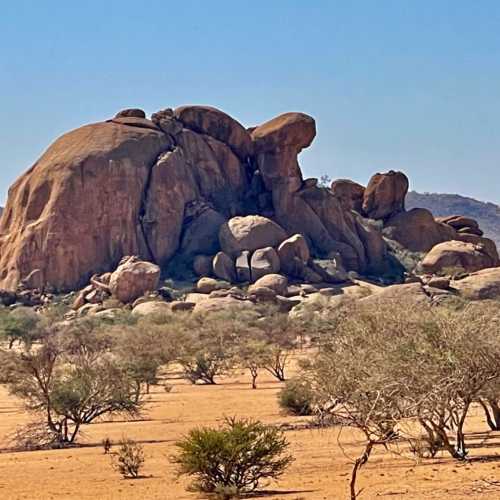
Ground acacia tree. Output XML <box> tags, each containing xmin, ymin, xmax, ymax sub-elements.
<box><xmin>0</xmin><ymin>319</ymin><xmax>143</xmax><ymax>448</ymax></box>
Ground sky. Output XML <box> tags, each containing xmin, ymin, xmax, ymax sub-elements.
<box><xmin>1</xmin><ymin>0</ymin><xmax>499</xmax><ymax>204</ymax></box>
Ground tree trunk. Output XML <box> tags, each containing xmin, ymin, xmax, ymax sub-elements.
<box><xmin>350</xmin><ymin>440</ymin><xmax>373</xmax><ymax>500</ymax></box>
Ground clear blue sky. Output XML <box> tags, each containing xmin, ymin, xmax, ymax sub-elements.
<box><xmin>1</xmin><ymin>1</ymin><xmax>499</xmax><ymax>204</ymax></box>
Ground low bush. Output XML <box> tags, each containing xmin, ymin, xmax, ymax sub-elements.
<box><xmin>173</xmin><ymin>417</ymin><xmax>293</xmax><ymax>497</ymax></box>
<box><xmin>278</xmin><ymin>378</ymin><xmax>315</xmax><ymax>416</ymax></box>
<box><xmin>113</xmin><ymin>438</ymin><xmax>145</xmax><ymax>479</ymax></box>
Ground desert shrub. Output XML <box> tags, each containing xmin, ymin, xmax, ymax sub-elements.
<box><xmin>113</xmin><ymin>438</ymin><xmax>145</xmax><ymax>479</ymax></box>
<box><xmin>278</xmin><ymin>378</ymin><xmax>314</xmax><ymax>416</ymax></box>
<box><xmin>173</xmin><ymin>417</ymin><xmax>293</xmax><ymax>496</ymax></box>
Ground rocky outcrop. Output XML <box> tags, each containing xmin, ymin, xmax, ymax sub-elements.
<box><xmin>0</xmin><ymin>104</ymin><xmax>497</xmax><ymax>294</ymax></box>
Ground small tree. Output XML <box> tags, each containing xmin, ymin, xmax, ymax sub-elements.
<box><xmin>0</xmin><ymin>320</ymin><xmax>143</xmax><ymax>447</ymax></box>
<box><xmin>0</xmin><ymin>307</ymin><xmax>43</xmax><ymax>349</ymax></box>
<box><xmin>113</xmin><ymin>438</ymin><xmax>145</xmax><ymax>479</ymax></box>
<box><xmin>236</xmin><ymin>338</ymin><xmax>270</xmax><ymax>389</ymax></box>
<box><xmin>173</xmin><ymin>417</ymin><xmax>293</xmax><ymax>497</ymax></box>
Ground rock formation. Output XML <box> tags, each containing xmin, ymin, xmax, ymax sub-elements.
<box><xmin>0</xmin><ymin>103</ymin><xmax>498</xmax><ymax>305</ymax></box>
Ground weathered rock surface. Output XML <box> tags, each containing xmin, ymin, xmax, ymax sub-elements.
<box><xmin>251</xmin><ymin>112</ymin><xmax>315</xmax><ymax>192</ymax></box>
<box><xmin>213</xmin><ymin>252</ymin><xmax>236</xmax><ymax>282</ymax></box>
<box><xmin>1</xmin><ymin>103</ymin><xmax>497</xmax><ymax>296</ymax></box>
<box><xmin>250</xmin><ymin>273</ymin><xmax>288</xmax><ymax>296</ymax></box>
<box><xmin>132</xmin><ymin>300</ymin><xmax>172</xmax><ymax>316</ymax></box>
<box><xmin>331</xmin><ymin>179</ymin><xmax>365</xmax><ymax>212</ymax></box>
<box><xmin>109</xmin><ymin>256</ymin><xmax>160</xmax><ymax>303</ymax></box>
<box><xmin>219</xmin><ymin>216</ymin><xmax>287</xmax><ymax>256</ymax></box>
<box><xmin>420</xmin><ymin>240</ymin><xmax>495</xmax><ymax>274</ymax></box>
<box><xmin>451</xmin><ymin>267</ymin><xmax>500</xmax><ymax>300</ymax></box>
<box><xmin>250</xmin><ymin>247</ymin><xmax>280</xmax><ymax>280</ymax></box>
<box><xmin>363</xmin><ymin>171</ymin><xmax>409</xmax><ymax>220</ymax></box>
<box><xmin>384</xmin><ymin>208</ymin><xmax>457</xmax><ymax>252</ymax></box>
<box><xmin>193</xmin><ymin>296</ymin><xmax>254</xmax><ymax>315</ymax></box>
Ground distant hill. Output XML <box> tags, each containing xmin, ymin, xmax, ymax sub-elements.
<box><xmin>406</xmin><ymin>191</ymin><xmax>500</xmax><ymax>246</ymax></box>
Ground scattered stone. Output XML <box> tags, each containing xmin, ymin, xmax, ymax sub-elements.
<box><xmin>193</xmin><ymin>296</ymin><xmax>255</xmax><ymax>315</ymax></box>
<box><xmin>250</xmin><ymin>274</ymin><xmax>288</xmax><ymax>296</ymax></box>
<box><xmin>170</xmin><ymin>301</ymin><xmax>195</xmax><ymax>312</ymax></box>
<box><xmin>196</xmin><ymin>277</ymin><xmax>231</xmax><ymax>294</ymax></box>
<box><xmin>427</xmin><ymin>276</ymin><xmax>451</xmax><ymax>290</ymax></box>
<box><xmin>132</xmin><ymin>301</ymin><xmax>172</xmax><ymax>316</ymax></box>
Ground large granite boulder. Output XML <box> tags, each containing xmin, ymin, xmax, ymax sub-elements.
<box><xmin>330</xmin><ymin>179</ymin><xmax>365</xmax><ymax>212</ymax></box>
<box><xmin>250</xmin><ymin>247</ymin><xmax>281</xmax><ymax>280</ymax></box>
<box><xmin>219</xmin><ymin>215</ymin><xmax>287</xmax><ymax>256</ymax></box>
<box><xmin>174</xmin><ymin>105</ymin><xmax>253</xmax><ymax>160</ymax></box>
<box><xmin>109</xmin><ymin>256</ymin><xmax>160</xmax><ymax>303</ymax></box>
<box><xmin>251</xmin><ymin>112</ymin><xmax>315</xmax><ymax>192</ymax></box>
<box><xmin>420</xmin><ymin>240</ymin><xmax>495</xmax><ymax>274</ymax></box>
<box><xmin>383</xmin><ymin>208</ymin><xmax>457</xmax><ymax>253</ymax></box>
<box><xmin>451</xmin><ymin>267</ymin><xmax>500</xmax><ymax>300</ymax></box>
<box><xmin>362</xmin><ymin>171</ymin><xmax>409</xmax><ymax>220</ymax></box>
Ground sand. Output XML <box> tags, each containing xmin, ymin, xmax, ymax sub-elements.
<box><xmin>0</xmin><ymin>359</ymin><xmax>500</xmax><ymax>499</ymax></box>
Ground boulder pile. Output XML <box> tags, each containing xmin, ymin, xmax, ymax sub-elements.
<box><xmin>0</xmin><ymin>104</ymin><xmax>498</xmax><ymax>313</ymax></box>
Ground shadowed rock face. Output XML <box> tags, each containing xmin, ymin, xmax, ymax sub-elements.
<box><xmin>0</xmin><ymin>105</ymin><xmax>497</xmax><ymax>292</ymax></box>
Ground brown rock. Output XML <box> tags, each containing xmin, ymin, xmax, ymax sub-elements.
<box><xmin>219</xmin><ymin>216</ymin><xmax>287</xmax><ymax>257</ymax></box>
<box><xmin>251</xmin><ymin>112</ymin><xmax>316</xmax><ymax>192</ymax></box>
<box><xmin>277</xmin><ymin>234</ymin><xmax>310</xmax><ymax>276</ymax></box>
<box><xmin>193</xmin><ymin>296</ymin><xmax>255</xmax><ymax>315</ymax></box>
<box><xmin>384</xmin><ymin>208</ymin><xmax>457</xmax><ymax>252</ymax></box>
<box><xmin>250</xmin><ymin>247</ymin><xmax>280</xmax><ymax>281</ymax></box>
<box><xmin>420</xmin><ymin>240</ymin><xmax>495</xmax><ymax>274</ymax></box>
<box><xmin>132</xmin><ymin>300</ymin><xmax>172</xmax><ymax>316</ymax></box>
<box><xmin>451</xmin><ymin>267</ymin><xmax>500</xmax><ymax>300</ymax></box>
<box><xmin>114</xmin><ymin>108</ymin><xmax>146</xmax><ymax>119</ymax></box>
<box><xmin>212</xmin><ymin>252</ymin><xmax>236</xmax><ymax>282</ymax></box>
<box><xmin>438</xmin><ymin>215</ymin><xmax>480</xmax><ymax>231</ymax></box>
<box><xmin>109</xmin><ymin>256</ymin><xmax>160</xmax><ymax>303</ymax></box>
<box><xmin>330</xmin><ymin>179</ymin><xmax>365</xmax><ymax>212</ymax></box>
<box><xmin>174</xmin><ymin>105</ymin><xmax>253</xmax><ymax>160</ymax></box>
<box><xmin>247</xmin><ymin>286</ymin><xmax>277</xmax><ymax>302</ymax></box>
<box><xmin>250</xmin><ymin>273</ymin><xmax>288</xmax><ymax>296</ymax></box>
<box><xmin>0</xmin><ymin>120</ymin><xmax>170</xmax><ymax>291</ymax></box>
<box><xmin>193</xmin><ymin>255</ymin><xmax>213</xmax><ymax>277</ymax></box>
<box><xmin>179</xmin><ymin>203</ymin><xmax>226</xmax><ymax>258</ymax></box>
<box><xmin>196</xmin><ymin>277</ymin><xmax>231</xmax><ymax>294</ymax></box>
<box><xmin>361</xmin><ymin>282</ymin><xmax>430</xmax><ymax>306</ymax></box>
<box><xmin>170</xmin><ymin>300</ymin><xmax>195</xmax><ymax>312</ymax></box>
<box><xmin>454</xmin><ymin>233</ymin><xmax>500</xmax><ymax>265</ymax></box>
<box><xmin>362</xmin><ymin>171</ymin><xmax>409</xmax><ymax>220</ymax></box>
<box><xmin>235</xmin><ymin>251</ymin><xmax>251</xmax><ymax>282</ymax></box>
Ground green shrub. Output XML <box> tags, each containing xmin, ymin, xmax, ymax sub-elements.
<box><xmin>173</xmin><ymin>417</ymin><xmax>293</xmax><ymax>497</ymax></box>
<box><xmin>278</xmin><ymin>378</ymin><xmax>314</xmax><ymax>416</ymax></box>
